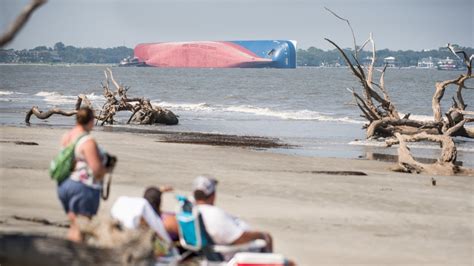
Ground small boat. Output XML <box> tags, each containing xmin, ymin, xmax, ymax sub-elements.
<box><xmin>437</xmin><ymin>57</ymin><xmax>465</xmax><ymax>71</ymax></box>
<box><xmin>118</xmin><ymin>56</ymin><xmax>147</xmax><ymax>67</ymax></box>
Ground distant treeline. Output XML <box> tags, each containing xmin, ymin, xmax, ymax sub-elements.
<box><xmin>0</xmin><ymin>42</ymin><xmax>472</xmax><ymax>67</ymax></box>
<box><xmin>297</xmin><ymin>45</ymin><xmax>474</xmax><ymax>67</ymax></box>
<box><xmin>0</xmin><ymin>42</ymin><xmax>133</xmax><ymax>64</ymax></box>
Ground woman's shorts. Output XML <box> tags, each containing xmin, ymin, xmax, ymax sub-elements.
<box><xmin>57</xmin><ymin>178</ymin><xmax>100</xmax><ymax>216</ymax></box>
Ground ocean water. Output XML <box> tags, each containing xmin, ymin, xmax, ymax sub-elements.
<box><xmin>1</xmin><ymin>65</ymin><xmax>473</xmax><ymax>167</ymax></box>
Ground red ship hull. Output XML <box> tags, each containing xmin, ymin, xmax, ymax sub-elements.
<box><xmin>134</xmin><ymin>40</ymin><xmax>296</xmax><ymax>68</ymax></box>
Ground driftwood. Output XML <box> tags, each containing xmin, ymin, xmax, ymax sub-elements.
<box><xmin>25</xmin><ymin>68</ymin><xmax>179</xmax><ymax>126</ymax></box>
<box><xmin>0</xmin><ymin>233</ymin><xmax>154</xmax><ymax>266</ymax></box>
<box><xmin>326</xmin><ymin>8</ymin><xmax>473</xmax><ymax>175</ymax></box>
<box><xmin>78</xmin><ymin>217</ymin><xmax>157</xmax><ymax>264</ymax></box>
<box><xmin>386</xmin><ymin>132</ymin><xmax>456</xmax><ymax>175</ymax></box>
<box><xmin>25</xmin><ymin>107</ymin><xmax>77</xmax><ymax>124</ymax></box>
<box><xmin>0</xmin><ymin>217</ymin><xmax>157</xmax><ymax>266</ymax></box>
<box><xmin>0</xmin><ymin>233</ymin><xmax>123</xmax><ymax>266</ymax></box>
<box><xmin>0</xmin><ymin>0</ymin><xmax>47</xmax><ymax>47</ymax></box>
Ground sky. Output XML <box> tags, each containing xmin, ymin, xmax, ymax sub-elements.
<box><xmin>1</xmin><ymin>0</ymin><xmax>473</xmax><ymax>51</ymax></box>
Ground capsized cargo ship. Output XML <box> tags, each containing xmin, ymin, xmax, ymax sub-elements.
<box><xmin>133</xmin><ymin>40</ymin><xmax>296</xmax><ymax>68</ymax></box>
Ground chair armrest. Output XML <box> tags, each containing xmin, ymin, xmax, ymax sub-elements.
<box><xmin>212</xmin><ymin>239</ymin><xmax>266</xmax><ymax>253</ymax></box>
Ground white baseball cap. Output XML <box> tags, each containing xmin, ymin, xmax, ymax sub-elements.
<box><xmin>193</xmin><ymin>175</ymin><xmax>218</xmax><ymax>196</ymax></box>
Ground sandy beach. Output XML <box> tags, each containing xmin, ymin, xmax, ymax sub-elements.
<box><xmin>0</xmin><ymin>126</ymin><xmax>472</xmax><ymax>265</ymax></box>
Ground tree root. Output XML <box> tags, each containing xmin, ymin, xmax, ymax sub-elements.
<box><xmin>385</xmin><ymin>132</ymin><xmax>469</xmax><ymax>175</ymax></box>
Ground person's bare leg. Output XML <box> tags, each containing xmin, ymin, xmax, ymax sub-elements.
<box><xmin>66</xmin><ymin>212</ymin><xmax>82</xmax><ymax>242</ymax></box>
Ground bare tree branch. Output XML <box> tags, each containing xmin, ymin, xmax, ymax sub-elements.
<box><xmin>445</xmin><ymin>119</ymin><xmax>466</xmax><ymax>136</ymax></box>
<box><xmin>366</xmin><ymin>33</ymin><xmax>376</xmax><ymax>89</ymax></box>
<box><xmin>0</xmin><ymin>0</ymin><xmax>47</xmax><ymax>47</ymax></box>
<box><xmin>325</xmin><ymin>38</ymin><xmax>363</xmax><ymax>81</ymax></box>
<box><xmin>432</xmin><ymin>75</ymin><xmax>464</xmax><ymax>121</ymax></box>
<box><xmin>106</xmin><ymin>67</ymin><xmax>121</xmax><ymax>91</ymax></box>
<box><xmin>324</xmin><ymin>7</ymin><xmax>358</xmax><ymax>57</ymax></box>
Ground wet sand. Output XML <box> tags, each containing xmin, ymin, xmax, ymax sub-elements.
<box><xmin>0</xmin><ymin>126</ymin><xmax>473</xmax><ymax>265</ymax></box>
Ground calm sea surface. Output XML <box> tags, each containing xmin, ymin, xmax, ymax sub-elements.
<box><xmin>1</xmin><ymin>65</ymin><xmax>473</xmax><ymax>167</ymax></box>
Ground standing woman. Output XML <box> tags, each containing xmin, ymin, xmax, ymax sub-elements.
<box><xmin>58</xmin><ymin>107</ymin><xmax>114</xmax><ymax>242</ymax></box>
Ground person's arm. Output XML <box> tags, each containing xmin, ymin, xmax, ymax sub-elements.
<box><xmin>232</xmin><ymin>231</ymin><xmax>273</xmax><ymax>252</ymax></box>
<box><xmin>159</xmin><ymin>185</ymin><xmax>173</xmax><ymax>193</ymax></box>
<box><xmin>143</xmin><ymin>203</ymin><xmax>172</xmax><ymax>244</ymax></box>
<box><xmin>60</xmin><ymin>134</ymin><xmax>68</xmax><ymax>147</ymax></box>
<box><xmin>162</xmin><ymin>214</ymin><xmax>179</xmax><ymax>236</ymax></box>
<box><xmin>82</xmin><ymin>139</ymin><xmax>107</xmax><ymax>180</ymax></box>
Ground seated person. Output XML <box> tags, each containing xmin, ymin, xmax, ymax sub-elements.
<box><xmin>110</xmin><ymin>186</ymin><xmax>180</xmax><ymax>242</ymax></box>
<box><xmin>192</xmin><ymin>175</ymin><xmax>273</xmax><ymax>252</ymax></box>
<box><xmin>143</xmin><ymin>186</ymin><xmax>180</xmax><ymax>241</ymax></box>
<box><xmin>110</xmin><ymin>195</ymin><xmax>172</xmax><ymax>246</ymax></box>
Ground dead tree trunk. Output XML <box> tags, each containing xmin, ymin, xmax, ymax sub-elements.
<box><xmin>325</xmin><ymin>8</ymin><xmax>473</xmax><ymax>175</ymax></box>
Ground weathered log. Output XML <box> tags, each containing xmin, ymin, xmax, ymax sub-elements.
<box><xmin>458</xmin><ymin>110</ymin><xmax>474</xmax><ymax>116</ymax></box>
<box><xmin>386</xmin><ymin>132</ymin><xmax>460</xmax><ymax>175</ymax></box>
<box><xmin>366</xmin><ymin>118</ymin><xmax>441</xmax><ymax>139</ymax></box>
<box><xmin>0</xmin><ymin>233</ymin><xmax>149</xmax><ymax>266</ymax></box>
<box><xmin>0</xmin><ymin>215</ymin><xmax>162</xmax><ymax>265</ymax></box>
<box><xmin>447</xmin><ymin>122</ymin><xmax>474</xmax><ymax>138</ymax></box>
<box><xmin>25</xmin><ymin>106</ymin><xmax>77</xmax><ymax>125</ymax></box>
<box><xmin>25</xmin><ymin>69</ymin><xmax>179</xmax><ymax>126</ymax></box>
<box><xmin>78</xmin><ymin>217</ymin><xmax>156</xmax><ymax>263</ymax></box>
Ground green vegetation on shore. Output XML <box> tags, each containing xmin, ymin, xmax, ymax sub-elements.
<box><xmin>1</xmin><ymin>42</ymin><xmax>472</xmax><ymax>67</ymax></box>
<box><xmin>297</xmin><ymin>45</ymin><xmax>473</xmax><ymax>67</ymax></box>
<box><xmin>0</xmin><ymin>42</ymin><xmax>133</xmax><ymax>64</ymax></box>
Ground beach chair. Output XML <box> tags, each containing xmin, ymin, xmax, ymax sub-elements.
<box><xmin>175</xmin><ymin>195</ymin><xmax>267</xmax><ymax>263</ymax></box>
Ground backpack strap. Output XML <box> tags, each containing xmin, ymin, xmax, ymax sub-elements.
<box><xmin>73</xmin><ymin>133</ymin><xmax>89</xmax><ymax>146</ymax></box>
<box><xmin>73</xmin><ymin>133</ymin><xmax>91</xmax><ymax>158</ymax></box>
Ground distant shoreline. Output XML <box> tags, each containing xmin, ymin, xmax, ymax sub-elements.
<box><xmin>0</xmin><ymin>63</ymin><xmax>463</xmax><ymax>71</ymax></box>
<box><xmin>2</xmin><ymin>43</ymin><xmax>472</xmax><ymax>68</ymax></box>
<box><xmin>0</xmin><ymin>63</ymin><xmax>115</xmax><ymax>67</ymax></box>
